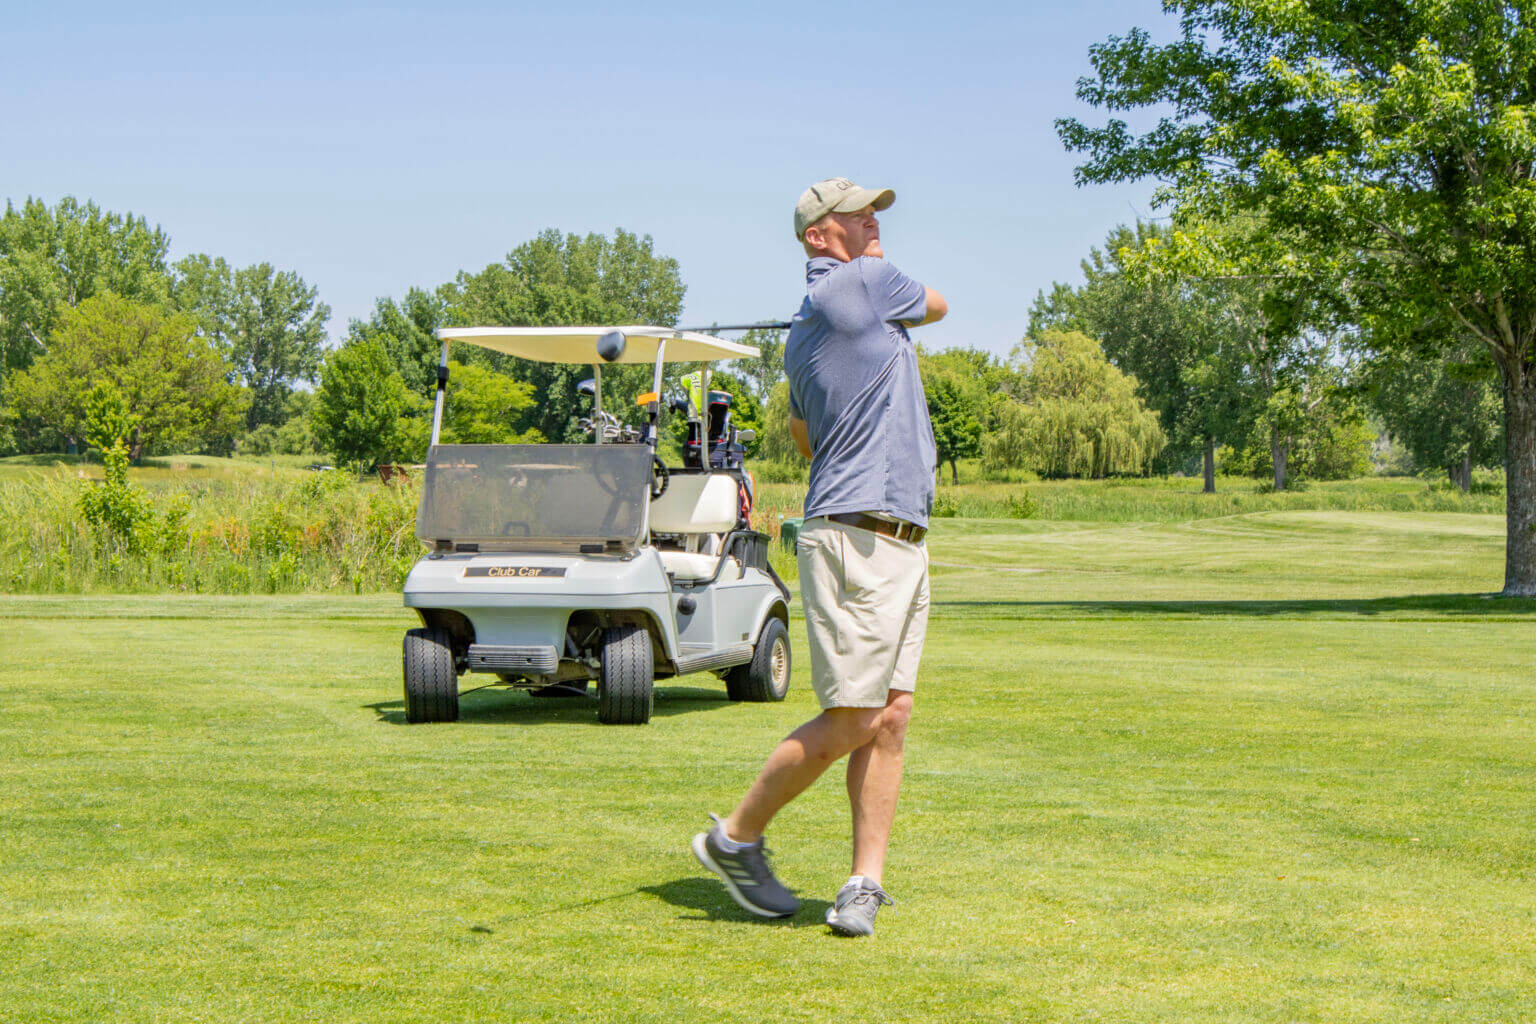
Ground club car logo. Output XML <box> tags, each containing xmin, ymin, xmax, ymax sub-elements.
<box><xmin>463</xmin><ymin>565</ymin><xmax>567</xmax><ymax>578</ymax></box>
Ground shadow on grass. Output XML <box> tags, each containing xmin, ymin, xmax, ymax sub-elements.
<box><xmin>366</xmin><ymin>684</ymin><xmax>736</xmax><ymax>725</ymax></box>
<box><xmin>640</xmin><ymin>877</ymin><xmax>832</xmax><ymax>927</ymax></box>
<box><xmin>933</xmin><ymin>593</ymin><xmax>1536</xmax><ymax>619</ymax></box>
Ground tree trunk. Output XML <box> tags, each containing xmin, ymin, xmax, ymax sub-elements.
<box><xmin>1449</xmin><ymin>452</ymin><xmax>1471</xmax><ymax>492</ymax></box>
<box><xmin>1202</xmin><ymin>438</ymin><xmax>1216</xmax><ymax>494</ymax></box>
<box><xmin>1271</xmin><ymin>429</ymin><xmax>1288</xmax><ymax>491</ymax></box>
<box><xmin>1501</xmin><ymin>360</ymin><xmax>1536</xmax><ymax>596</ymax></box>
<box><xmin>950</xmin><ymin>459</ymin><xmax>959</xmax><ymax>486</ymax></box>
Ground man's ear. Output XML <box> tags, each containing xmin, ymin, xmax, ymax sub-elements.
<box><xmin>802</xmin><ymin>223</ymin><xmax>828</xmax><ymax>256</ymax></box>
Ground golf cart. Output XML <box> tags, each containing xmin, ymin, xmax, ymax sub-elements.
<box><xmin>400</xmin><ymin>324</ymin><xmax>792</xmax><ymax>725</ymax></box>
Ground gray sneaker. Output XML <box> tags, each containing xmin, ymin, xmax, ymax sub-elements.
<box><xmin>691</xmin><ymin>814</ymin><xmax>801</xmax><ymax>918</ymax></box>
<box><xmin>825</xmin><ymin>877</ymin><xmax>893</xmax><ymax>936</ymax></box>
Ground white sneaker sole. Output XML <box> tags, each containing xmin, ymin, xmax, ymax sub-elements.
<box><xmin>691</xmin><ymin>832</ymin><xmax>797</xmax><ymax>919</ymax></box>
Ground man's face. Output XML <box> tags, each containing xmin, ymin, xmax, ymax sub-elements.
<box><xmin>808</xmin><ymin>205</ymin><xmax>883</xmax><ymax>261</ymax></box>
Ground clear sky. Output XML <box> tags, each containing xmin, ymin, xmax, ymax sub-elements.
<box><xmin>3</xmin><ymin>1</ymin><xmax>1176</xmax><ymax>357</ymax></box>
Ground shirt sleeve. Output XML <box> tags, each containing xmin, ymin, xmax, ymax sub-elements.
<box><xmin>861</xmin><ymin>258</ymin><xmax>927</xmax><ymax>325</ymax></box>
<box><xmin>788</xmin><ymin>388</ymin><xmax>802</xmax><ymax>419</ymax></box>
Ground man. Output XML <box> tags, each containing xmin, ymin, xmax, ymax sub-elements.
<box><xmin>691</xmin><ymin>177</ymin><xmax>947</xmax><ymax>936</ymax></box>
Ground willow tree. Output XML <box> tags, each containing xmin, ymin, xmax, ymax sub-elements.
<box><xmin>1060</xmin><ymin>0</ymin><xmax>1536</xmax><ymax>595</ymax></box>
<box><xmin>986</xmin><ymin>330</ymin><xmax>1165</xmax><ymax>479</ymax></box>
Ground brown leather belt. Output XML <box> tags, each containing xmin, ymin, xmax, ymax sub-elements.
<box><xmin>825</xmin><ymin>512</ymin><xmax>927</xmax><ymax>544</ymax></box>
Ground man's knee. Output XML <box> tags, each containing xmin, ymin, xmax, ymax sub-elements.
<box><xmin>820</xmin><ymin>706</ymin><xmax>884</xmax><ymax>751</ymax></box>
<box><xmin>876</xmin><ymin>692</ymin><xmax>913</xmax><ymax>747</ymax></box>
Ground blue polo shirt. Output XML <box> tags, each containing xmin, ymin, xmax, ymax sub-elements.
<box><xmin>785</xmin><ymin>256</ymin><xmax>937</xmax><ymax>529</ymax></box>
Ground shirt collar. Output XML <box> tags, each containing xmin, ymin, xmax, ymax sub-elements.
<box><xmin>805</xmin><ymin>256</ymin><xmax>843</xmax><ymax>286</ymax></box>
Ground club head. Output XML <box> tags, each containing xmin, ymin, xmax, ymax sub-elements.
<box><xmin>735</xmin><ymin>428</ymin><xmax>756</xmax><ymax>443</ymax></box>
<box><xmin>596</xmin><ymin>329</ymin><xmax>626</xmax><ymax>363</ymax></box>
<box><xmin>577</xmin><ymin>378</ymin><xmax>596</xmax><ymax>397</ymax></box>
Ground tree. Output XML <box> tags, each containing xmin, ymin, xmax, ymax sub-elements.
<box><xmin>0</xmin><ymin>196</ymin><xmax>171</xmax><ymax>384</ymax></box>
<box><xmin>4</xmin><ymin>293</ymin><xmax>246</xmax><ymax>459</ymax></box>
<box><xmin>760</xmin><ymin>379</ymin><xmax>808</xmax><ymax>469</ymax></box>
<box><xmin>1030</xmin><ymin>221</ymin><xmax>1265</xmax><ymax>490</ymax></box>
<box><xmin>440</xmin><ymin>361</ymin><xmax>542</xmax><ymax>445</ymax></box>
<box><xmin>1223</xmin><ymin>361</ymin><xmax>1376</xmax><ymax>483</ymax></box>
<box><xmin>735</xmin><ymin>326</ymin><xmax>788</xmax><ymax>400</ymax></box>
<box><xmin>918</xmin><ymin>348</ymin><xmax>997</xmax><ymax>485</ymax></box>
<box><xmin>443</xmin><ymin>228</ymin><xmax>686</xmax><ymax>441</ymax></box>
<box><xmin>985</xmin><ymin>330</ymin><xmax>1166</xmax><ymax>478</ymax></box>
<box><xmin>1059</xmin><ymin>1</ymin><xmax>1536</xmax><ymax>592</ymax></box>
<box><xmin>312</xmin><ymin>339</ymin><xmax>417</xmax><ymax>470</ymax></box>
<box><xmin>345</xmin><ymin>287</ymin><xmax>450</xmax><ymax>398</ymax></box>
<box><xmin>1363</xmin><ymin>340</ymin><xmax>1502</xmax><ymax>491</ymax></box>
<box><xmin>174</xmin><ymin>256</ymin><xmax>330</xmax><ymax>429</ymax></box>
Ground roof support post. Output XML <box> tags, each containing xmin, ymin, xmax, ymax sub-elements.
<box><xmin>429</xmin><ymin>339</ymin><xmax>449</xmax><ymax>447</ymax></box>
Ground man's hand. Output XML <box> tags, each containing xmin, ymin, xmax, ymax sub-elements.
<box><xmin>789</xmin><ymin>416</ymin><xmax>813</xmax><ymax>460</ymax></box>
<box><xmin>903</xmin><ymin>288</ymin><xmax>948</xmax><ymax>327</ymax></box>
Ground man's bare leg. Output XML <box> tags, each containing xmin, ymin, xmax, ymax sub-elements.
<box><xmin>846</xmin><ymin>690</ymin><xmax>912</xmax><ymax>882</ymax></box>
<box><xmin>723</xmin><ymin>707</ymin><xmax>884</xmax><ymax>843</ymax></box>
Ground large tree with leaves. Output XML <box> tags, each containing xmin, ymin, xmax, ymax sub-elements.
<box><xmin>1030</xmin><ymin>222</ymin><xmax>1268</xmax><ymax>490</ymax></box>
<box><xmin>1060</xmin><ymin>0</ymin><xmax>1536</xmax><ymax>594</ymax></box>
<box><xmin>918</xmin><ymin>347</ymin><xmax>1001</xmax><ymax>485</ymax></box>
<box><xmin>172</xmin><ymin>256</ymin><xmax>330</xmax><ymax>429</ymax></box>
<box><xmin>4</xmin><ymin>293</ymin><xmax>247</xmax><ymax>459</ymax></box>
<box><xmin>986</xmin><ymin>330</ymin><xmax>1166</xmax><ymax>478</ymax></box>
<box><xmin>443</xmin><ymin>229</ymin><xmax>685</xmax><ymax>442</ymax></box>
<box><xmin>0</xmin><ymin>197</ymin><xmax>172</xmax><ymax>384</ymax></box>
<box><xmin>1362</xmin><ymin>338</ymin><xmax>1502</xmax><ymax>490</ymax></box>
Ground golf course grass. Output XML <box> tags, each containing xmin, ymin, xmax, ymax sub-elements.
<box><xmin>3</xmin><ymin>509</ymin><xmax>1533</xmax><ymax>1022</ymax></box>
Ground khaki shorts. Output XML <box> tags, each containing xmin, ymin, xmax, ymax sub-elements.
<box><xmin>796</xmin><ymin>516</ymin><xmax>930</xmax><ymax>709</ymax></box>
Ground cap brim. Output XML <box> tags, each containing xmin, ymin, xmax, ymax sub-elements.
<box><xmin>831</xmin><ymin>187</ymin><xmax>895</xmax><ymax>213</ymax></box>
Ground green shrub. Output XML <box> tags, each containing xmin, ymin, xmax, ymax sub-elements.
<box><xmin>1005</xmin><ymin>491</ymin><xmax>1040</xmax><ymax>519</ymax></box>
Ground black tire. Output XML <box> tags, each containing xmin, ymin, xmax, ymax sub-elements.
<box><xmin>597</xmin><ymin>625</ymin><xmax>653</xmax><ymax>724</ymax></box>
<box><xmin>403</xmin><ymin>627</ymin><xmax>458</xmax><ymax>723</ymax></box>
<box><xmin>726</xmin><ymin>617</ymin><xmax>791</xmax><ymax>702</ymax></box>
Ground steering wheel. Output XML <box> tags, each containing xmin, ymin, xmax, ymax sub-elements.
<box><xmin>650</xmin><ymin>457</ymin><xmax>669</xmax><ymax>499</ymax></box>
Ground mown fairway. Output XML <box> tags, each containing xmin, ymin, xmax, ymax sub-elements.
<box><xmin>3</xmin><ymin>509</ymin><xmax>1534</xmax><ymax>1023</ymax></box>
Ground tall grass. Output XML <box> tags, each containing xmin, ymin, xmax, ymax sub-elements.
<box><xmin>0</xmin><ymin>458</ymin><xmax>1505</xmax><ymax>595</ymax></box>
<box><xmin>0</xmin><ymin>463</ymin><xmax>420</xmax><ymax>595</ymax></box>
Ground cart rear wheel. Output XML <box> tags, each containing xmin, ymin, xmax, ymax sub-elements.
<box><xmin>403</xmin><ymin>627</ymin><xmax>458</xmax><ymax>722</ymax></box>
<box><xmin>597</xmin><ymin>625</ymin><xmax>653</xmax><ymax>725</ymax></box>
<box><xmin>726</xmin><ymin>617</ymin><xmax>791</xmax><ymax>703</ymax></box>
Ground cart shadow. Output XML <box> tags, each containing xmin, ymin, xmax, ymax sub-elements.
<box><xmin>639</xmin><ymin>877</ymin><xmax>832</xmax><ymax>928</ymax></box>
<box><xmin>366</xmin><ymin>685</ymin><xmax>736</xmax><ymax>726</ymax></box>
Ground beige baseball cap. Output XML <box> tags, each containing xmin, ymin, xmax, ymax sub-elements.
<box><xmin>794</xmin><ymin>177</ymin><xmax>896</xmax><ymax>240</ymax></box>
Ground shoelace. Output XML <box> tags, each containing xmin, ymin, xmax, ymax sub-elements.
<box><xmin>843</xmin><ymin>886</ymin><xmax>894</xmax><ymax>909</ymax></box>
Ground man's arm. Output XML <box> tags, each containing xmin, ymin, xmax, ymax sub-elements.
<box><xmin>789</xmin><ymin>416</ymin><xmax>813</xmax><ymax>460</ymax></box>
<box><xmin>903</xmin><ymin>288</ymin><xmax>947</xmax><ymax>327</ymax></box>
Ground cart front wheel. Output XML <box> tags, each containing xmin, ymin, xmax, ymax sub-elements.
<box><xmin>726</xmin><ymin>618</ymin><xmax>791</xmax><ymax>703</ymax></box>
<box><xmin>597</xmin><ymin>625</ymin><xmax>653</xmax><ymax>725</ymax></box>
<box><xmin>403</xmin><ymin>627</ymin><xmax>459</xmax><ymax>722</ymax></box>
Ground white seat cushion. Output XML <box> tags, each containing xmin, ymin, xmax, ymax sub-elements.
<box><xmin>659</xmin><ymin>551</ymin><xmax>739</xmax><ymax>581</ymax></box>
<box><xmin>650</xmin><ymin>473</ymin><xmax>738</xmax><ymax>534</ymax></box>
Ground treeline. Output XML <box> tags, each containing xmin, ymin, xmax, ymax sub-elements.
<box><xmin>0</xmin><ymin>197</ymin><xmax>328</xmax><ymax>460</ymax></box>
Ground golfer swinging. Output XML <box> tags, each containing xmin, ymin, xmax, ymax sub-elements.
<box><xmin>692</xmin><ymin>177</ymin><xmax>946</xmax><ymax>936</ymax></box>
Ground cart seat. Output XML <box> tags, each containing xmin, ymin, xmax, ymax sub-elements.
<box><xmin>658</xmin><ymin>550</ymin><xmax>740</xmax><ymax>580</ymax></box>
<box><xmin>650</xmin><ymin>472</ymin><xmax>738</xmax><ymax>533</ymax></box>
<box><xmin>650</xmin><ymin>472</ymin><xmax>739</xmax><ymax>581</ymax></box>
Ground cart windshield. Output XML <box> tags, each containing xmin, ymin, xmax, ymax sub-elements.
<box><xmin>415</xmin><ymin>444</ymin><xmax>650</xmax><ymax>550</ymax></box>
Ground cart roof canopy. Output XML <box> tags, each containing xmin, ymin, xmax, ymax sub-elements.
<box><xmin>435</xmin><ymin>326</ymin><xmax>760</xmax><ymax>364</ymax></box>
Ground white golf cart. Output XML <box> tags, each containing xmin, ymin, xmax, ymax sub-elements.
<box><xmin>400</xmin><ymin>325</ymin><xmax>792</xmax><ymax>725</ymax></box>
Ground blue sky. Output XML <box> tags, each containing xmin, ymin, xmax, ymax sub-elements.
<box><xmin>3</xmin><ymin>1</ymin><xmax>1176</xmax><ymax>357</ymax></box>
